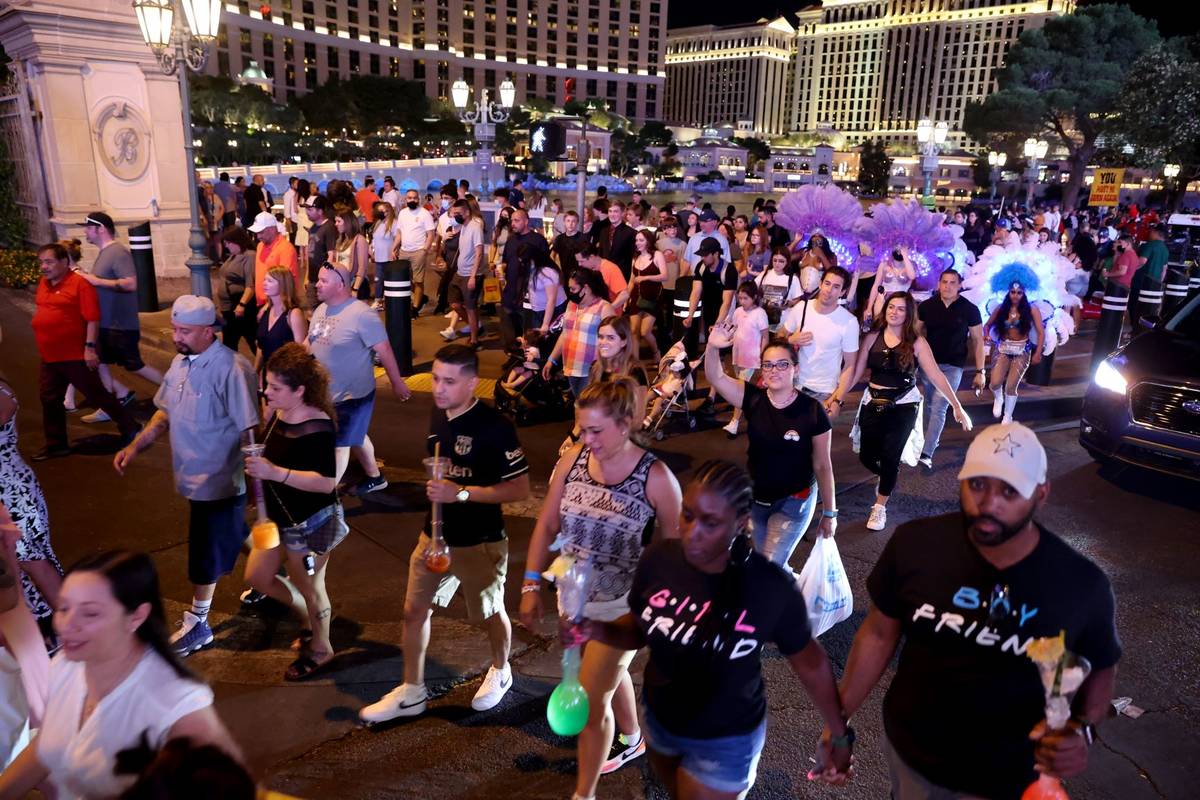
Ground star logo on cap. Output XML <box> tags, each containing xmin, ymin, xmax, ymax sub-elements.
<box><xmin>992</xmin><ymin>433</ymin><xmax>1021</xmax><ymax>458</ymax></box>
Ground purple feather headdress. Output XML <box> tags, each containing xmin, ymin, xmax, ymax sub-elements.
<box><xmin>854</xmin><ymin>199</ymin><xmax>960</xmax><ymax>291</ymax></box>
<box><xmin>774</xmin><ymin>184</ymin><xmax>865</xmax><ymax>271</ymax></box>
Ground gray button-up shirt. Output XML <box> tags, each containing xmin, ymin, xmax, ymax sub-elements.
<box><xmin>154</xmin><ymin>341</ymin><xmax>260</xmax><ymax>501</ymax></box>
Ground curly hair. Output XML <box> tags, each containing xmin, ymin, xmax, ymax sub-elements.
<box><xmin>264</xmin><ymin>342</ymin><xmax>337</xmax><ymax>424</ymax></box>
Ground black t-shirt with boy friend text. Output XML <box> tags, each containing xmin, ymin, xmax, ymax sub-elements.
<box><xmin>917</xmin><ymin>295</ymin><xmax>983</xmax><ymax>368</ymax></box>
<box><xmin>868</xmin><ymin>513</ymin><xmax>1122</xmax><ymax>800</ymax></box>
<box><xmin>630</xmin><ymin>539</ymin><xmax>812</xmax><ymax>739</ymax></box>
<box><xmin>742</xmin><ymin>383</ymin><xmax>832</xmax><ymax>504</ymax></box>
<box><xmin>425</xmin><ymin>399</ymin><xmax>529</xmax><ymax>546</ymax></box>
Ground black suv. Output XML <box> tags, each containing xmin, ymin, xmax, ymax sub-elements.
<box><xmin>1081</xmin><ymin>294</ymin><xmax>1200</xmax><ymax>479</ymax></box>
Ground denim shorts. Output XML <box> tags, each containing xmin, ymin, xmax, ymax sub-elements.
<box><xmin>643</xmin><ymin>705</ymin><xmax>767</xmax><ymax>795</ymax></box>
<box><xmin>334</xmin><ymin>391</ymin><xmax>375</xmax><ymax>447</ymax></box>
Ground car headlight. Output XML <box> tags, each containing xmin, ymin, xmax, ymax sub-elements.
<box><xmin>1093</xmin><ymin>359</ymin><xmax>1128</xmax><ymax>395</ymax></box>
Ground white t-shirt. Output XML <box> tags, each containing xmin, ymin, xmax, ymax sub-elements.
<box><xmin>731</xmin><ymin>306</ymin><xmax>769</xmax><ymax>370</ymax></box>
<box><xmin>756</xmin><ymin>269</ymin><xmax>803</xmax><ymax>325</ymax></box>
<box><xmin>37</xmin><ymin>650</ymin><xmax>214</xmax><ymax>800</ymax></box>
<box><xmin>396</xmin><ymin>205</ymin><xmax>436</xmax><ymax>251</ymax></box>
<box><xmin>381</xmin><ymin>188</ymin><xmax>402</xmax><ymax>212</ymax></box>
<box><xmin>370</xmin><ymin>218</ymin><xmax>401</xmax><ymax>262</ymax></box>
<box><xmin>782</xmin><ymin>300</ymin><xmax>861</xmax><ymax>394</ymax></box>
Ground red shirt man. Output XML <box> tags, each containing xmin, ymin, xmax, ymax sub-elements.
<box><xmin>356</xmin><ymin>184</ymin><xmax>382</xmax><ymax>218</ymax></box>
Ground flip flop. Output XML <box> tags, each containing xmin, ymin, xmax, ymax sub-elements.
<box><xmin>284</xmin><ymin>651</ymin><xmax>334</xmax><ymax>682</ymax></box>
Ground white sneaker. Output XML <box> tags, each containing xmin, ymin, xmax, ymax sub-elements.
<box><xmin>866</xmin><ymin>503</ymin><xmax>888</xmax><ymax>531</ymax></box>
<box><xmin>918</xmin><ymin>454</ymin><xmax>933</xmax><ymax>470</ymax></box>
<box><xmin>991</xmin><ymin>392</ymin><xmax>1003</xmax><ymax>419</ymax></box>
<box><xmin>81</xmin><ymin>408</ymin><xmax>111</xmax><ymax>424</ymax></box>
<box><xmin>360</xmin><ymin>683</ymin><xmax>428</xmax><ymax>724</ymax></box>
<box><xmin>471</xmin><ymin>664</ymin><xmax>513</xmax><ymax>711</ymax></box>
<box><xmin>439</xmin><ymin>327</ymin><xmax>458</xmax><ymax>341</ymax></box>
<box><xmin>1001</xmin><ymin>413</ymin><xmax>1013</xmax><ymax>425</ymax></box>
<box><xmin>722</xmin><ymin>419</ymin><xmax>739</xmax><ymax>437</ymax></box>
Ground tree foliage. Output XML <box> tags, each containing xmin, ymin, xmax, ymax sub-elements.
<box><xmin>733</xmin><ymin>137</ymin><xmax>771</xmax><ymax>175</ymax></box>
<box><xmin>1101</xmin><ymin>36</ymin><xmax>1200</xmax><ymax>208</ymax></box>
<box><xmin>639</xmin><ymin>120</ymin><xmax>673</xmax><ymax>146</ymax></box>
<box><xmin>858</xmin><ymin>140</ymin><xmax>892</xmax><ymax>196</ymax></box>
<box><xmin>963</xmin><ymin>3</ymin><xmax>1160</xmax><ymax>209</ymax></box>
<box><xmin>971</xmin><ymin>156</ymin><xmax>993</xmax><ymax>191</ymax></box>
<box><xmin>294</xmin><ymin>75</ymin><xmax>432</xmax><ymax>134</ymax></box>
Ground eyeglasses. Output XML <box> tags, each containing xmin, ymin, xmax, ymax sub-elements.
<box><xmin>761</xmin><ymin>360</ymin><xmax>794</xmax><ymax>372</ymax></box>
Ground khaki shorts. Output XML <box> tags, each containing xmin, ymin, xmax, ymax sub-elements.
<box><xmin>406</xmin><ymin>533</ymin><xmax>508</xmax><ymax>622</ymax></box>
<box><xmin>398</xmin><ymin>248</ymin><xmax>428</xmax><ymax>283</ymax></box>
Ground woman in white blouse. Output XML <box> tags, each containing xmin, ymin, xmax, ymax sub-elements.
<box><xmin>0</xmin><ymin>550</ymin><xmax>239</xmax><ymax>800</ymax></box>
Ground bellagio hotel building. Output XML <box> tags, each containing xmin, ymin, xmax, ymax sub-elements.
<box><xmin>211</xmin><ymin>0</ymin><xmax>667</xmax><ymax>122</ymax></box>
<box><xmin>665</xmin><ymin>0</ymin><xmax>1077</xmax><ymax>150</ymax></box>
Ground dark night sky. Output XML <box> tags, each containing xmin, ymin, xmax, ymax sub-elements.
<box><xmin>667</xmin><ymin>1</ymin><xmax>1198</xmax><ymax>37</ymax></box>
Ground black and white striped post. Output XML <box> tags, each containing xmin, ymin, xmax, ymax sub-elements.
<box><xmin>1091</xmin><ymin>282</ymin><xmax>1129</xmax><ymax>370</ymax></box>
<box><xmin>127</xmin><ymin>222</ymin><xmax>159</xmax><ymax>312</ymax></box>
<box><xmin>383</xmin><ymin>260</ymin><xmax>414</xmax><ymax>375</ymax></box>
<box><xmin>1188</xmin><ymin>263</ymin><xmax>1200</xmax><ymax>303</ymax></box>
<box><xmin>1132</xmin><ymin>277</ymin><xmax>1163</xmax><ymax>331</ymax></box>
<box><xmin>1162</xmin><ymin>262</ymin><xmax>1191</xmax><ymax>319</ymax></box>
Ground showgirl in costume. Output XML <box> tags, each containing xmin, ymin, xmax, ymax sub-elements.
<box><xmin>854</xmin><ymin>199</ymin><xmax>964</xmax><ymax>323</ymax></box>
<box><xmin>962</xmin><ymin>242</ymin><xmax>1077</xmax><ymax>423</ymax></box>
<box><xmin>774</xmin><ymin>183</ymin><xmax>865</xmax><ymax>299</ymax></box>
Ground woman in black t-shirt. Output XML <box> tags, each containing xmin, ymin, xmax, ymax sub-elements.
<box><xmin>577</xmin><ymin>461</ymin><xmax>852</xmax><ymax>798</ymax></box>
<box><xmin>243</xmin><ymin>343</ymin><xmax>343</xmax><ymax>681</ymax></box>
<box><xmin>703</xmin><ymin>325</ymin><xmax>838</xmax><ymax>566</ymax></box>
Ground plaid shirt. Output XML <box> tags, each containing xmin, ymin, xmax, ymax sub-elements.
<box><xmin>561</xmin><ymin>300</ymin><xmax>607</xmax><ymax>378</ymax></box>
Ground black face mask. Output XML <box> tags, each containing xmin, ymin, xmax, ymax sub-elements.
<box><xmin>566</xmin><ymin>289</ymin><xmax>583</xmax><ymax>304</ymax></box>
<box><xmin>406</xmin><ymin>201</ymin><xmax>419</xmax><ymax>210</ymax></box>
<box><xmin>453</xmin><ymin>214</ymin><xmax>465</xmax><ymax>224</ymax></box>
<box><xmin>373</xmin><ymin>212</ymin><xmax>385</xmax><ymax>222</ymax></box>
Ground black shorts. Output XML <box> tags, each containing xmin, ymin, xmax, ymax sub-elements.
<box><xmin>98</xmin><ymin>328</ymin><xmax>146</xmax><ymax>371</ymax></box>
<box><xmin>188</xmin><ymin>495</ymin><xmax>249</xmax><ymax>585</ymax></box>
<box><xmin>448</xmin><ymin>274</ymin><xmax>479</xmax><ymax>309</ymax></box>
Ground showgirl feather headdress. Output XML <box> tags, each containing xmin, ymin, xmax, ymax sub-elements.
<box><xmin>774</xmin><ymin>184</ymin><xmax>865</xmax><ymax>271</ymax></box>
<box><xmin>854</xmin><ymin>198</ymin><xmax>961</xmax><ymax>291</ymax></box>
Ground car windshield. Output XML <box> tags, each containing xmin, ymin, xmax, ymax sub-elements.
<box><xmin>1164</xmin><ymin>294</ymin><xmax>1200</xmax><ymax>341</ymax></box>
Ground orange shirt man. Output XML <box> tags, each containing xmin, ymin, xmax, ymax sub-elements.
<box><xmin>356</xmin><ymin>181</ymin><xmax>381</xmax><ymax>218</ymax></box>
<box><xmin>249</xmin><ymin>212</ymin><xmax>299</xmax><ymax>304</ymax></box>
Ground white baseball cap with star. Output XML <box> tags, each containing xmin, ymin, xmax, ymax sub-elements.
<box><xmin>957</xmin><ymin>422</ymin><xmax>1047</xmax><ymax>499</ymax></box>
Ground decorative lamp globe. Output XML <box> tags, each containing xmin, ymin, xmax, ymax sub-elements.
<box><xmin>181</xmin><ymin>0</ymin><xmax>222</xmax><ymax>42</ymax></box>
<box><xmin>132</xmin><ymin>0</ymin><xmax>174</xmax><ymax>52</ymax></box>
<box><xmin>451</xmin><ymin>79</ymin><xmax>470</xmax><ymax>110</ymax></box>
<box><xmin>498</xmin><ymin>78</ymin><xmax>516</xmax><ymax>109</ymax></box>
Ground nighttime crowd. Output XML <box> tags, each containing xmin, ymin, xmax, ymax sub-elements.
<box><xmin>1</xmin><ymin>179</ymin><xmax>1152</xmax><ymax>799</ymax></box>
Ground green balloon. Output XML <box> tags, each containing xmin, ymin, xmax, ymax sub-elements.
<box><xmin>547</xmin><ymin>681</ymin><xmax>590</xmax><ymax>736</ymax></box>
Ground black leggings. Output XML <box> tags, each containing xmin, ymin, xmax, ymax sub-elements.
<box><xmin>858</xmin><ymin>401</ymin><xmax>919</xmax><ymax>497</ymax></box>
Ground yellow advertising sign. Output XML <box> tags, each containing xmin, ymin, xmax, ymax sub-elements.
<box><xmin>1089</xmin><ymin>168</ymin><xmax>1124</xmax><ymax>206</ymax></box>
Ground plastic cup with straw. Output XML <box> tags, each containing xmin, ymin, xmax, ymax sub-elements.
<box><xmin>242</xmin><ymin>433</ymin><xmax>279</xmax><ymax>550</ymax></box>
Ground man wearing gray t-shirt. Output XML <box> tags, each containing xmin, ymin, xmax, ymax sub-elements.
<box><xmin>307</xmin><ymin>262</ymin><xmax>413</xmax><ymax>495</ymax></box>
<box><xmin>79</xmin><ymin>212</ymin><xmax>163</xmax><ymax>424</ymax></box>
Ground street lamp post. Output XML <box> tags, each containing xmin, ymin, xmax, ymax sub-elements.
<box><xmin>452</xmin><ymin>78</ymin><xmax>516</xmax><ymax>194</ymax></box>
<box><xmin>132</xmin><ymin>0</ymin><xmax>222</xmax><ymax>300</ymax></box>
<box><xmin>987</xmin><ymin>150</ymin><xmax>1007</xmax><ymax>202</ymax></box>
<box><xmin>916</xmin><ymin>119</ymin><xmax>949</xmax><ymax>200</ymax></box>
<box><xmin>1023</xmin><ymin>137</ymin><xmax>1049</xmax><ymax>211</ymax></box>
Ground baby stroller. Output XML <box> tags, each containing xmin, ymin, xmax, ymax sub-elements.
<box><xmin>642</xmin><ymin>340</ymin><xmax>701</xmax><ymax>441</ymax></box>
<box><xmin>493</xmin><ymin>323</ymin><xmax>574</xmax><ymax>426</ymax></box>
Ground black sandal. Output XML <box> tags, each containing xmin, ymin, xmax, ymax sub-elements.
<box><xmin>284</xmin><ymin>651</ymin><xmax>333</xmax><ymax>682</ymax></box>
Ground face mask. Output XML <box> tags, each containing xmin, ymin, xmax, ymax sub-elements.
<box><xmin>453</xmin><ymin>214</ymin><xmax>465</xmax><ymax>224</ymax></box>
<box><xmin>373</xmin><ymin>213</ymin><xmax>385</xmax><ymax>222</ymax></box>
<box><xmin>441</xmin><ymin>199</ymin><xmax>451</xmax><ymax>210</ymax></box>
<box><xmin>407</xmin><ymin>201</ymin><xmax>419</xmax><ymax>210</ymax></box>
<box><xmin>566</xmin><ymin>289</ymin><xmax>583</xmax><ymax>304</ymax></box>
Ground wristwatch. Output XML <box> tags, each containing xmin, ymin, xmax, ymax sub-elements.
<box><xmin>84</xmin><ymin>342</ymin><xmax>97</xmax><ymax>350</ymax></box>
<box><xmin>455</xmin><ymin>486</ymin><xmax>471</xmax><ymax>503</ymax></box>
<box><xmin>1074</xmin><ymin>719</ymin><xmax>1095</xmax><ymax>747</ymax></box>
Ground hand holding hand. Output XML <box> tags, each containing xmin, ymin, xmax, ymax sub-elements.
<box><xmin>810</xmin><ymin>727</ymin><xmax>855</xmax><ymax>786</ymax></box>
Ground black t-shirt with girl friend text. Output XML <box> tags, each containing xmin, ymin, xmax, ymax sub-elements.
<box><xmin>425</xmin><ymin>400</ymin><xmax>529</xmax><ymax>546</ymax></box>
<box><xmin>742</xmin><ymin>384</ymin><xmax>831</xmax><ymax>504</ymax></box>
<box><xmin>630</xmin><ymin>539</ymin><xmax>812</xmax><ymax>739</ymax></box>
<box><xmin>868</xmin><ymin>513</ymin><xmax>1122</xmax><ymax>800</ymax></box>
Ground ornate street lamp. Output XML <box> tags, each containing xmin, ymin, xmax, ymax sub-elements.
<box><xmin>452</xmin><ymin>77</ymin><xmax>516</xmax><ymax>193</ymax></box>
<box><xmin>132</xmin><ymin>0</ymin><xmax>223</xmax><ymax>299</ymax></box>
<box><xmin>1023</xmin><ymin>137</ymin><xmax>1049</xmax><ymax>210</ymax></box>
<box><xmin>916</xmin><ymin>118</ymin><xmax>949</xmax><ymax>199</ymax></box>
<box><xmin>987</xmin><ymin>150</ymin><xmax>1007</xmax><ymax>201</ymax></box>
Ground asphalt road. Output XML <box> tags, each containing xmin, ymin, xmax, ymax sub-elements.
<box><xmin>0</xmin><ymin>289</ymin><xmax>1195</xmax><ymax>799</ymax></box>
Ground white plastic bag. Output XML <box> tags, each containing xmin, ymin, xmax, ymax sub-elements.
<box><xmin>796</xmin><ymin>537</ymin><xmax>853</xmax><ymax>637</ymax></box>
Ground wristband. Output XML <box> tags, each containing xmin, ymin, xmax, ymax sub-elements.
<box><xmin>520</xmin><ymin>583</ymin><xmax>541</xmax><ymax>594</ymax></box>
<box><xmin>85</xmin><ymin>342</ymin><xmax>97</xmax><ymax>349</ymax></box>
<box><xmin>523</xmin><ymin>569</ymin><xmax>542</xmax><ymax>583</ymax></box>
<box><xmin>822</xmin><ymin>509</ymin><xmax>839</xmax><ymax>519</ymax></box>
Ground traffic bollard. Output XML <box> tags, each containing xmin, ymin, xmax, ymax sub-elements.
<box><xmin>1161</xmin><ymin>262</ymin><xmax>1190</xmax><ymax>319</ymax></box>
<box><xmin>1091</xmin><ymin>282</ymin><xmax>1129</xmax><ymax>370</ymax></box>
<box><xmin>128</xmin><ymin>222</ymin><xmax>159</xmax><ymax>312</ymax></box>
<box><xmin>383</xmin><ymin>260</ymin><xmax>414</xmax><ymax>375</ymax></box>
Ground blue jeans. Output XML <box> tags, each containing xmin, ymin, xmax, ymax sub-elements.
<box><xmin>920</xmin><ymin>364</ymin><xmax>962</xmax><ymax>459</ymax></box>
<box><xmin>749</xmin><ymin>484</ymin><xmax>818</xmax><ymax>567</ymax></box>
<box><xmin>643</xmin><ymin>705</ymin><xmax>767</xmax><ymax>795</ymax></box>
<box><xmin>567</xmin><ymin>375</ymin><xmax>590</xmax><ymax>398</ymax></box>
